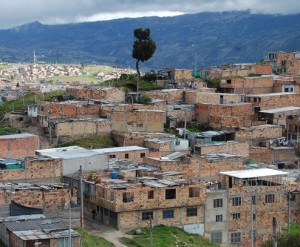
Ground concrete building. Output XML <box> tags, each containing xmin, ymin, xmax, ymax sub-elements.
<box><xmin>184</xmin><ymin>91</ymin><xmax>242</xmax><ymax>105</ymax></box>
<box><xmin>35</xmin><ymin>146</ymin><xmax>108</xmax><ymax>175</ymax></box>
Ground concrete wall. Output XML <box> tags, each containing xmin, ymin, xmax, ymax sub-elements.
<box><xmin>185</xmin><ymin>91</ymin><xmax>242</xmax><ymax>105</ymax></box>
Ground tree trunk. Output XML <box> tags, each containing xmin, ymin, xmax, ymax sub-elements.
<box><xmin>136</xmin><ymin>59</ymin><xmax>140</xmax><ymax>77</ymax></box>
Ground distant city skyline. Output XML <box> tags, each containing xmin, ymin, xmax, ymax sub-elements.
<box><xmin>0</xmin><ymin>0</ymin><xmax>300</xmax><ymax>29</ymax></box>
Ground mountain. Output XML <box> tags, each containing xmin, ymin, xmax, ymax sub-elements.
<box><xmin>0</xmin><ymin>11</ymin><xmax>300</xmax><ymax>69</ymax></box>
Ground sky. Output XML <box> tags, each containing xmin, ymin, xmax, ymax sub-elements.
<box><xmin>0</xmin><ymin>0</ymin><xmax>300</xmax><ymax>29</ymax></box>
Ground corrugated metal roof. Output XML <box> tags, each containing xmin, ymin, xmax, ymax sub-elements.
<box><xmin>14</xmin><ymin>229</ymin><xmax>80</xmax><ymax>240</ymax></box>
<box><xmin>0</xmin><ymin>214</ymin><xmax>45</xmax><ymax>223</ymax></box>
<box><xmin>142</xmin><ymin>181</ymin><xmax>167</xmax><ymax>188</ymax></box>
<box><xmin>3</xmin><ymin>217</ymin><xmax>67</xmax><ymax>232</ymax></box>
<box><xmin>259</xmin><ymin>106</ymin><xmax>300</xmax><ymax>114</ymax></box>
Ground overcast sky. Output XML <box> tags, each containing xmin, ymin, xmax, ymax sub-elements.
<box><xmin>0</xmin><ymin>0</ymin><xmax>300</xmax><ymax>29</ymax></box>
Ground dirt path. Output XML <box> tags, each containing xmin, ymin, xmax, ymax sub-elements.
<box><xmin>84</xmin><ymin>219</ymin><xmax>132</xmax><ymax>247</ymax></box>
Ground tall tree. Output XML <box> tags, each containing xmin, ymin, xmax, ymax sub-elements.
<box><xmin>132</xmin><ymin>28</ymin><xmax>156</xmax><ymax>77</ymax></box>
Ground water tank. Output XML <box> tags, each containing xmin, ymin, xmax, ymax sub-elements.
<box><xmin>110</xmin><ymin>171</ymin><xmax>118</xmax><ymax>179</ymax></box>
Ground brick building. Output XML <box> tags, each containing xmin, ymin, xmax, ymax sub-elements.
<box><xmin>66</xmin><ymin>86</ymin><xmax>125</xmax><ymax>102</ymax></box>
<box><xmin>184</xmin><ymin>91</ymin><xmax>242</xmax><ymax>105</ymax></box>
<box><xmin>112</xmin><ymin>131</ymin><xmax>175</xmax><ymax>147</ymax></box>
<box><xmin>141</xmin><ymin>89</ymin><xmax>184</xmax><ymax>104</ymax></box>
<box><xmin>219</xmin><ymin>76</ymin><xmax>274</xmax><ymax>94</ymax></box>
<box><xmin>195</xmin><ymin>103</ymin><xmax>260</xmax><ymax>129</ymax></box>
<box><xmin>50</xmin><ymin>118</ymin><xmax>111</xmax><ymax>144</ymax></box>
<box><xmin>245</xmin><ymin>93</ymin><xmax>300</xmax><ymax>111</ymax></box>
<box><xmin>0</xmin><ymin>133</ymin><xmax>39</xmax><ymax>159</ymax></box>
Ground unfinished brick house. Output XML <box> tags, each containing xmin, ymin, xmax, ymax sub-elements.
<box><xmin>195</xmin><ymin>103</ymin><xmax>261</xmax><ymax>129</ymax></box>
<box><xmin>211</xmin><ymin>169</ymin><xmax>289</xmax><ymax>247</ymax></box>
<box><xmin>235</xmin><ymin>124</ymin><xmax>283</xmax><ymax>145</ymax></box>
<box><xmin>0</xmin><ymin>156</ymin><xmax>62</xmax><ymax>182</ymax></box>
<box><xmin>258</xmin><ymin>106</ymin><xmax>300</xmax><ymax>127</ymax></box>
<box><xmin>167</xmin><ymin>104</ymin><xmax>195</xmax><ymax>128</ymax></box>
<box><xmin>273</xmin><ymin>76</ymin><xmax>300</xmax><ymax>94</ymax></box>
<box><xmin>219</xmin><ymin>76</ymin><xmax>274</xmax><ymax>94</ymax></box>
<box><xmin>83</xmin><ymin>172</ymin><xmax>207</xmax><ymax>232</ymax></box>
<box><xmin>66</xmin><ymin>86</ymin><xmax>125</xmax><ymax>102</ymax></box>
<box><xmin>112</xmin><ymin>131</ymin><xmax>175</xmax><ymax>147</ymax></box>
<box><xmin>286</xmin><ymin>114</ymin><xmax>300</xmax><ymax>140</ymax></box>
<box><xmin>194</xmin><ymin>141</ymin><xmax>250</xmax><ymax>158</ymax></box>
<box><xmin>141</xmin><ymin>89</ymin><xmax>184</xmax><ymax>104</ymax></box>
<box><xmin>37</xmin><ymin>100</ymin><xmax>100</xmax><ymax>127</ymax></box>
<box><xmin>184</xmin><ymin>91</ymin><xmax>242</xmax><ymax>105</ymax></box>
<box><xmin>50</xmin><ymin>118</ymin><xmax>111</xmax><ymax>144</ymax></box>
<box><xmin>245</xmin><ymin>93</ymin><xmax>300</xmax><ymax>111</ymax></box>
<box><xmin>93</xmin><ymin>146</ymin><xmax>149</xmax><ymax>163</ymax></box>
<box><xmin>0</xmin><ymin>133</ymin><xmax>39</xmax><ymax>159</ymax></box>
<box><xmin>220</xmin><ymin>64</ymin><xmax>272</xmax><ymax>78</ymax></box>
<box><xmin>108</xmin><ymin>109</ymin><xmax>166</xmax><ymax>132</ymax></box>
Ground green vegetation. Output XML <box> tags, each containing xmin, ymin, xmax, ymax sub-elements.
<box><xmin>55</xmin><ymin>135</ymin><xmax>115</xmax><ymax>149</ymax></box>
<box><xmin>0</xmin><ymin>126</ymin><xmax>20</xmax><ymax>135</ymax></box>
<box><xmin>76</xmin><ymin>227</ymin><xmax>115</xmax><ymax>247</ymax></box>
<box><xmin>42</xmin><ymin>75</ymin><xmax>97</xmax><ymax>83</ymax></box>
<box><xmin>0</xmin><ymin>63</ymin><xmax>12</xmax><ymax>70</ymax></box>
<box><xmin>187</xmin><ymin>123</ymin><xmax>213</xmax><ymax>132</ymax></box>
<box><xmin>289</xmin><ymin>223</ymin><xmax>300</xmax><ymax>235</ymax></box>
<box><xmin>205</xmin><ymin>78</ymin><xmax>220</xmax><ymax>88</ymax></box>
<box><xmin>121</xmin><ymin>225</ymin><xmax>218</xmax><ymax>247</ymax></box>
<box><xmin>82</xmin><ymin>65</ymin><xmax>114</xmax><ymax>75</ymax></box>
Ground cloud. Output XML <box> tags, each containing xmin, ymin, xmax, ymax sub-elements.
<box><xmin>0</xmin><ymin>0</ymin><xmax>299</xmax><ymax>29</ymax></box>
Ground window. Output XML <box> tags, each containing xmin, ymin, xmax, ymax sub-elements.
<box><xmin>189</xmin><ymin>187</ymin><xmax>200</xmax><ymax>197</ymax></box>
<box><xmin>252</xmin><ymin>196</ymin><xmax>256</xmax><ymax>205</ymax></box>
<box><xmin>213</xmin><ymin>198</ymin><xmax>223</xmax><ymax>208</ymax></box>
<box><xmin>122</xmin><ymin>192</ymin><xmax>134</xmax><ymax>203</ymax></box>
<box><xmin>140</xmin><ymin>153</ymin><xmax>145</xmax><ymax>158</ymax></box>
<box><xmin>253</xmin><ymin>213</ymin><xmax>256</xmax><ymax>221</ymax></box>
<box><xmin>186</xmin><ymin>208</ymin><xmax>197</xmax><ymax>217</ymax></box>
<box><xmin>216</xmin><ymin>214</ymin><xmax>223</xmax><ymax>222</ymax></box>
<box><xmin>211</xmin><ymin>232</ymin><xmax>222</xmax><ymax>244</ymax></box>
<box><xmin>125</xmin><ymin>153</ymin><xmax>129</xmax><ymax>159</ymax></box>
<box><xmin>165</xmin><ymin>189</ymin><xmax>176</xmax><ymax>199</ymax></box>
<box><xmin>148</xmin><ymin>190</ymin><xmax>154</xmax><ymax>199</ymax></box>
<box><xmin>232</xmin><ymin>197</ymin><xmax>242</xmax><ymax>206</ymax></box>
<box><xmin>163</xmin><ymin>210</ymin><xmax>174</xmax><ymax>219</ymax></box>
<box><xmin>232</xmin><ymin>213</ymin><xmax>241</xmax><ymax>220</ymax></box>
<box><xmin>109</xmin><ymin>154</ymin><xmax>116</xmax><ymax>159</ymax></box>
<box><xmin>231</xmin><ymin>232</ymin><xmax>241</xmax><ymax>243</ymax></box>
<box><xmin>142</xmin><ymin>211</ymin><xmax>153</xmax><ymax>220</ymax></box>
<box><xmin>265</xmin><ymin>194</ymin><xmax>275</xmax><ymax>203</ymax></box>
<box><xmin>109</xmin><ymin>191</ymin><xmax>114</xmax><ymax>201</ymax></box>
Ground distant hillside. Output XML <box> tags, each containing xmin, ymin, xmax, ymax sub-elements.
<box><xmin>0</xmin><ymin>11</ymin><xmax>300</xmax><ymax>69</ymax></box>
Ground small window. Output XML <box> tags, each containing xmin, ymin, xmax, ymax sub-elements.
<box><xmin>163</xmin><ymin>210</ymin><xmax>174</xmax><ymax>219</ymax></box>
<box><xmin>122</xmin><ymin>192</ymin><xmax>134</xmax><ymax>203</ymax></box>
<box><xmin>140</xmin><ymin>153</ymin><xmax>146</xmax><ymax>158</ymax></box>
<box><xmin>165</xmin><ymin>189</ymin><xmax>176</xmax><ymax>199</ymax></box>
<box><xmin>231</xmin><ymin>232</ymin><xmax>241</xmax><ymax>243</ymax></box>
<box><xmin>109</xmin><ymin>191</ymin><xmax>114</xmax><ymax>201</ymax></box>
<box><xmin>265</xmin><ymin>194</ymin><xmax>275</xmax><ymax>203</ymax></box>
<box><xmin>232</xmin><ymin>197</ymin><xmax>242</xmax><ymax>206</ymax></box>
<box><xmin>232</xmin><ymin>213</ymin><xmax>241</xmax><ymax>220</ymax></box>
<box><xmin>213</xmin><ymin>198</ymin><xmax>223</xmax><ymax>208</ymax></box>
<box><xmin>142</xmin><ymin>211</ymin><xmax>153</xmax><ymax>220</ymax></box>
<box><xmin>253</xmin><ymin>213</ymin><xmax>256</xmax><ymax>221</ymax></box>
<box><xmin>148</xmin><ymin>190</ymin><xmax>154</xmax><ymax>199</ymax></box>
<box><xmin>125</xmin><ymin>153</ymin><xmax>129</xmax><ymax>159</ymax></box>
<box><xmin>186</xmin><ymin>208</ymin><xmax>197</xmax><ymax>217</ymax></box>
<box><xmin>211</xmin><ymin>232</ymin><xmax>222</xmax><ymax>244</ymax></box>
<box><xmin>252</xmin><ymin>196</ymin><xmax>256</xmax><ymax>205</ymax></box>
<box><xmin>289</xmin><ymin>194</ymin><xmax>296</xmax><ymax>202</ymax></box>
<box><xmin>189</xmin><ymin>187</ymin><xmax>200</xmax><ymax>197</ymax></box>
<box><xmin>109</xmin><ymin>154</ymin><xmax>116</xmax><ymax>159</ymax></box>
<box><xmin>216</xmin><ymin>214</ymin><xmax>223</xmax><ymax>222</ymax></box>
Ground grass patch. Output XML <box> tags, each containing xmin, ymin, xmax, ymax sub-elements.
<box><xmin>55</xmin><ymin>135</ymin><xmax>115</xmax><ymax>149</ymax></box>
<box><xmin>121</xmin><ymin>225</ymin><xmax>218</xmax><ymax>247</ymax></box>
<box><xmin>41</xmin><ymin>75</ymin><xmax>97</xmax><ymax>83</ymax></box>
<box><xmin>76</xmin><ymin>227</ymin><xmax>115</xmax><ymax>247</ymax></box>
<box><xmin>0</xmin><ymin>63</ymin><xmax>12</xmax><ymax>70</ymax></box>
<box><xmin>289</xmin><ymin>223</ymin><xmax>300</xmax><ymax>235</ymax></box>
<box><xmin>83</xmin><ymin>65</ymin><xmax>114</xmax><ymax>75</ymax></box>
<box><xmin>0</xmin><ymin>126</ymin><xmax>20</xmax><ymax>135</ymax></box>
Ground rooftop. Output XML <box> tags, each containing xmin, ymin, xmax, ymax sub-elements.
<box><xmin>246</xmin><ymin>92</ymin><xmax>296</xmax><ymax>97</ymax></box>
<box><xmin>0</xmin><ymin>133</ymin><xmax>37</xmax><ymax>139</ymax></box>
<box><xmin>93</xmin><ymin>146</ymin><xmax>148</xmax><ymax>154</ymax></box>
<box><xmin>260</xmin><ymin>106</ymin><xmax>300</xmax><ymax>114</ymax></box>
<box><xmin>220</xmin><ymin>168</ymin><xmax>288</xmax><ymax>179</ymax></box>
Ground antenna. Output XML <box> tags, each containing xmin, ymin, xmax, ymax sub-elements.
<box><xmin>33</xmin><ymin>50</ymin><xmax>37</xmax><ymax>64</ymax></box>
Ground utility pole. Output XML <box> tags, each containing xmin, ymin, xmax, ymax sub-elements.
<box><xmin>68</xmin><ymin>190</ymin><xmax>72</xmax><ymax>247</ymax></box>
<box><xmin>149</xmin><ymin>216</ymin><xmax>153</xmax><ymax>247</ymax></box>
<box><xmin>272</xmin><ymin>217</ymin><xmax>277</xmax><ymax>247</ymax></box>
<box><xmin>250</xmin><ymin>199</ymin><xmax>254</xmax><ymax>247</ymax></box>
<box><xmin>184</xmin><ymin>109</ymin><xmax>187</xmax><ymax>140</ymax></box>
<box><xmin>80</xmin><ymin>165</ymin><xmax>84</xmax><ymax>227</ymax></box>
<box><xmin>288</xmin><ymin>191</ymin><xmax>291</xmax><ymax>234</ymax></box>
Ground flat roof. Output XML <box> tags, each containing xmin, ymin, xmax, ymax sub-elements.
<box><xmin>260</xmin><ymin>106</ymin><xmax>300</xmax><ymax>114</ymax></box>
<box><xmin>36</xmin><ymin>146</ymin><xmax>102</xmax><ymax>159</ymax></box>
<box><xmin>220</xmin><ymin>168</ymin><xmax>288</xmax><ymax>179</ymax></box>
<box><xmin>0</xmin><ymin>133</ymin><xmax>37</xmax><ymax>139</ymax></box>
<box><xmin>93</xmin><ymin>146</ymin><xmax>148</xmax><ymax>154</ymax></box>
<box><xmin>246</xmin><ymin>92</ymin><xmax>296</xmax><ymax>97</ymax></box>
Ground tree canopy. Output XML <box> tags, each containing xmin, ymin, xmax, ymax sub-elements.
<box><xmin>132</xmin><ymin>28</ymin><xmax>156</xmax><ymax>77</ymax></box>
